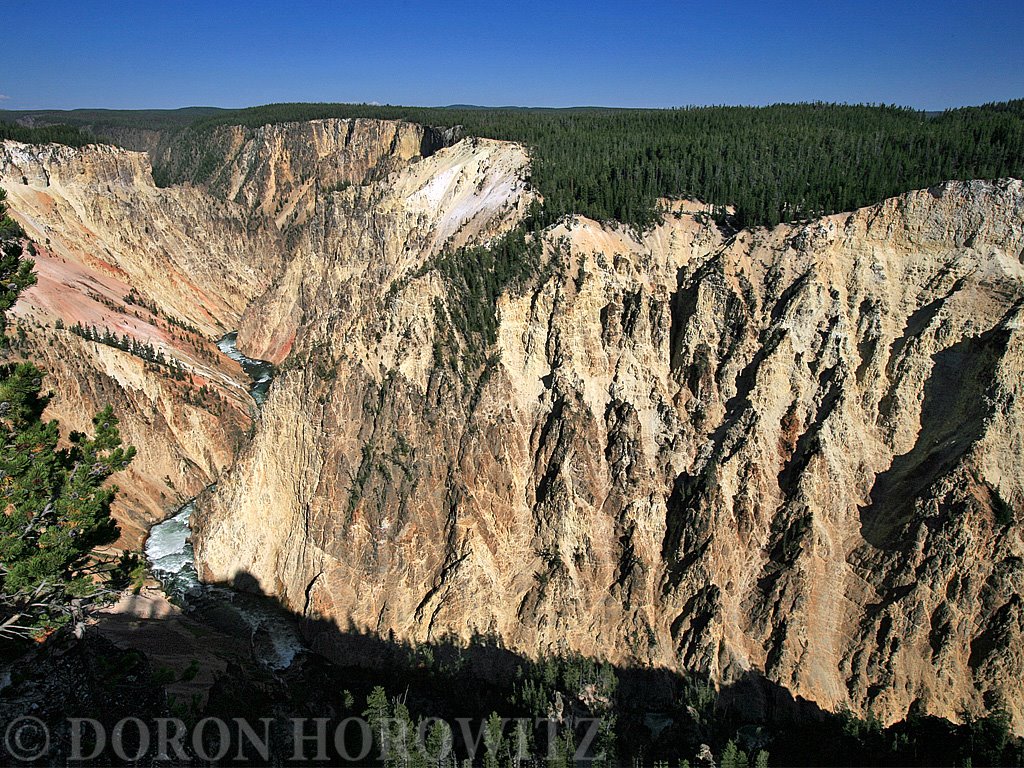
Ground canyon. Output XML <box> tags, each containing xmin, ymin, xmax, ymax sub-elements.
<box><xmin>2</xmin><ymin>120</ymin><xmax>1022</xmax><ymax>734</ymax></box>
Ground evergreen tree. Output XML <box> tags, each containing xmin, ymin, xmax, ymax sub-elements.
<box><xmin>0</xmin><ymin>188</ymin><xmax>34</xmax><ymax>340</ymax></box>
<box><xmin>719</xmin><ymin>740</ymin><xmax>748</xmax><ymax>768</ymax></box>
<box><xmin>391</xmin><ymin>699</ymin><xmax>417</xmax><ymax>768</ymax></box>
<box><xmin>0</xmin><ymin>186</ymin><xmax>136</xmax><ymax>639</ymax></box>
<box><xmin>483</xmin><ymin>711</ymin><xmax>504</xmax><ymax>768</ymax></box>
<box><xmin>364</xmin><ymin>686</ymin><xmax>391</xmax><ymax>759</ymax></box>
<box><xmin>423</xmin><ymin>719</ymin><xmax>453</xmax><ymax>768</ymax></box>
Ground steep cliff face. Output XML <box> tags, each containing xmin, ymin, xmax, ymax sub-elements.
<box><xmin>195</xmin><ymin>162</ymin><xmax>1024</xmax><ymax>732</ymax></box>
<box><xmin>234</xmin><ymin>135</ymin><xmax>536</xmax><ymax>363</ymax></box>
<box><xmin>0</xmin><ymin>120</ymin><xmax>465</xmax><ymax>544</ymax></box>
<box><xmin>0</xmin><ymin>140</ymin><xmax>283</xmax><ymax>545</ymax></box>
<box><xmin>156</xmin><ymin>118</ymin><xmax>456</xmax><ymax>228</ymax></box>
<box><xmin>0</xmin><ymin>141</ymin><xmax>280</xmax><ymax>334</ymax></box>
<box><xmin>655</xmin><ymin>182</ymin><xmax>1024</xmax><ymax>726</ymax></box>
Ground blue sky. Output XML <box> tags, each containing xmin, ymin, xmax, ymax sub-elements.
<box><xmin>2</xmin><ymin>0</ymin><xmax>1022</xmax><ymax>111</ymax></box>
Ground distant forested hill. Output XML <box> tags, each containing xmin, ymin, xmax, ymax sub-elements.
<box><xmin>0</xmin><ymin>107</ymin><xmax>225</xmax><ymax>135</ymax></box>
<box><xmin>0</xmin><ymin>107</ymin><xmax>226</xmax><ymax>159</ymax></box>
<box><xmin>4</xmin><ymin>100</ymin><xmax>1024</xmax><ymax>229</ymax></box>
<box><xmin>0</xmin><ymin>120</ymin><xmax>96</xmax><ymax>147</ymax></box>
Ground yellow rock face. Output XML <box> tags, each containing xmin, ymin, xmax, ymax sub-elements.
<box><xmin>4</xmin><ymin>127</ymin><xmax>1024</xmax><ymax>733</ymax></box>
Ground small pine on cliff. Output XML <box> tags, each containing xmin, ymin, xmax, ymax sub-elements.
<box><xmin>0</xmin><ymin>186</ymin><xmax>137</xmax><ymax>641</ymax></box>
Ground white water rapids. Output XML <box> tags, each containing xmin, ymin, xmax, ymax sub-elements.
<box><xmin>144</xmin><ymin>333</ymin><xmax>304</xmax><ymax>670</ymax></box>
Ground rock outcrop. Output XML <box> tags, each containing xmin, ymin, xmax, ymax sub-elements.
<box><xmin>196</xmin><ymin>162</ymin><xmax>1024</xmax><ymax>732</ymax></box>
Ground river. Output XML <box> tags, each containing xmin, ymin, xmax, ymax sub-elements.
<box><xmin>144</xmin><ymin>333</ymin><xmax>305</xmax><ymax>670</ymax></box>
<box><xmin>216</xmin><ymin>331</ymin><xmax>274</xmax><ymax>406</ymax></box>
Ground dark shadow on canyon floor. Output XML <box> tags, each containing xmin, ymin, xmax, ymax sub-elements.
<box><xmin>2</xmin><ymin>568</ymin><xmax>1020</xmax><ymax>766</ymax></box>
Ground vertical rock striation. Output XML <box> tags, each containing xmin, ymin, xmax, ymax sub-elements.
<box><xmin>4</xmin><ymin>125</ymin><xmax>1023</xmax><ymax>733</ymax></box>
<box><xmin>192</xmin><ymin>125</ymin><xmax>1024</xmax><ymax>730</ymax></box>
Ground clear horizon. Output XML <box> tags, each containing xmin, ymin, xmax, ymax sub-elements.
<box><xmin>1</xmin><ymin>0</ymin><xmax>1022</xmax><ymax>112</ymax></box>
<box><xmin>5</xmin><ymin>99</ymin><xmax>1024</xmax><ymax>114</ymax></box>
